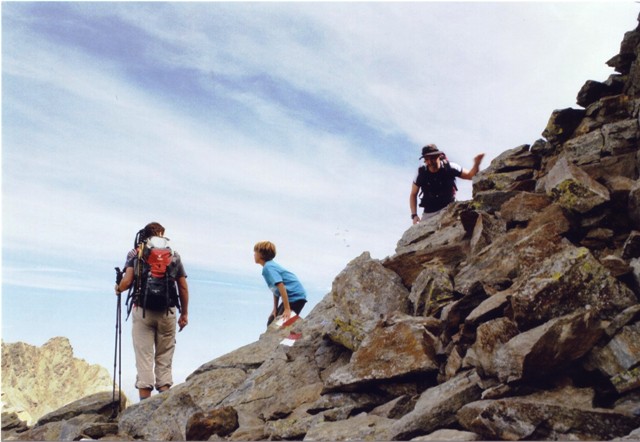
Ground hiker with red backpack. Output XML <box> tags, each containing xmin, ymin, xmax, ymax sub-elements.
<box><xmin>410</xmin><ymin>144</ymin><xmax>485</xmax><ymax>224</ymax></box>
<box><xmin>115</xmin><ymin>222</ymin><xmax>189</xmax><ymax>401</ymax></box>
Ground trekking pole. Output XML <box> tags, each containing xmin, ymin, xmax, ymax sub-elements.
<box><xmin>111</xmin><ymin>267</ymin><xmax>124</xmax><ymax>419</ymax></box>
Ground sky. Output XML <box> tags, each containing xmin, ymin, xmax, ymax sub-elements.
<box><xmin>3</xmin><ymin>1</ymin><xmax>639</xmax><ymax>404</ymax></box>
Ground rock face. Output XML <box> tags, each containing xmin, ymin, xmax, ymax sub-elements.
<box><xmin>6</xmin><ymin>12</ymin><xmax>640</xmax><ymax>442</ymax></box>
<box><xmin>1</xmin><ymin>338</ymin><xmax>115</xmax><ymax>426</ymax></box>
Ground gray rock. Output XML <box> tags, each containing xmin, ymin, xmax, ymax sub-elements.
<box><xmin>493</xmin><ymin>310</ymin><xmax>605</xmax><ymax>383</ymax></box>
<box><xmin>542</xmin><ymin>108</ymin><xmax>585</xmax><ymax>144</ymax></box>
<box><xmin>118</xmin><ymin>389</ymin><xmax>202</xmax><ymax>440</ymax></box>
<box><xmin>327</xmin><ymin>252</ymin><xmax>410</xmax><ymax>351</ymax></box>
<box><xmin>1</xmin><ymin>338</ymin><xmax>114</xmax><ymax>426</ymax></box>
<box><xmin>409</xmin><ymin>261</ymin><xmax>454</xmax><ymax>317</ymax></box>
<box><xmin>462</xmin><ymin>317</ymin><xmax>519</xmax><ymax>377</ymax></box>
<box><xmin>384</xmin><ymin>370</ymin><xmax>482</xmax><ymax>440</ymax></box>
<box><xmin>303</xmin><ymin>412</ymin><xmax>394</xmax><ymax>441</ymax></box>
<box><xmin>324</xmin><ymin>313</ymin><xmax>440</xmax><ymax>391</ymax></box>
<box><xmin>544</xmin><ymin>156</ymin><xmax>611</xmax><ymax>213</ymax></box>
<box><xmin>36</xmin><ymin>391</ymin><xmax>123</xmax><ymax>426</ymax></box>
<box><xmin>585</xmin><ymin>321</ymin><xmax>640</xmax><ymax>393</ymax></box>
<box><xmin>385</xmin><ymin>204</ymin><xmax>470</xmax><ymax>286</ymax></box>
<box><xmin>455</xmin><ymin>203</ymin><xmax>572</xmax><ymax>297</ymax></box>
<box><xmin>458</xmin><ymin>384</ymin><xmax>640</xmax><ymax>440</ymax></box>
<box><xmin>410</xmin><ymin>428</ymin><xmax>481</xmax><ymax>441</ymax></box>
<box><xmin>185</xmin><ymin>406</ymin><xmax>238</xmax><ymax>441</ymax></box>
<box><xmin>508</xmin><ymin>246</ymin><xmax>637</xmax><ymax>329</ymax></box>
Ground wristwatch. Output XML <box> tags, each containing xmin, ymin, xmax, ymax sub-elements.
<box><xmin>411</xmin><ymin>213</ymin><xmax>418</xmax><ymax>219</ymax></box>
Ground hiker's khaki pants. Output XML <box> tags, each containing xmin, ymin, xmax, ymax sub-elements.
<box><xmin>132</xmin><ymin>306</ymin><xmax>177</xmax><ymax>390</ymax></box>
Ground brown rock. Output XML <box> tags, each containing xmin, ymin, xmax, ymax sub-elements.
<box><xmin>186</xmin><ymin>406</ymin><xmax>238</xmax><ymax>441</ymax></box>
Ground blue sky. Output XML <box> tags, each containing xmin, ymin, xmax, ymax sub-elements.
<box><xmin>3</xmin><ymin>2</ymin><xmax>638</xmax><ymax>403</ymax></box>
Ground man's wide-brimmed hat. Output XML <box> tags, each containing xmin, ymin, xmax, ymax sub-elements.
<box><xmin>420</xmin><ymin>144</ymin><xmax>443</xmax><ymax>159</ymax></box>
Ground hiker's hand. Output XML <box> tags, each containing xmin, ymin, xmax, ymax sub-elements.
<box><xmin>474</xmin><ymin>153</ymin><xmax>485</xmax><ymax>166</ymax></box>
<box><xmin>282</xmin><ymin>308</ymin><xmax>292</xmax><ymax>323</ymax></box>
<box><xmin>178</xmin><ymin>313</ymin><xmax>188</xmax><ymax>331</ymax></box>
<box><xmin>412</xmin><ymin>216</ymin><xmax>420</xmax><ymax>225</ymax></box>
<box><xmin>114</xmin><ymin>284</ymin><xmax>121</xmax><ymax>295</ymax></box>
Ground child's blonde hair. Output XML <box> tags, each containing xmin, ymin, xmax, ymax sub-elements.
<box><xmin>254</xmin><ymin>241</ymin><xmax>276</xmax><ymax>261</ymax></box>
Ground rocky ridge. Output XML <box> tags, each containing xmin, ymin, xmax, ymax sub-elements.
<box><xmin>1</xmin><ymin>337</ymin><xmax>117</xmax><ymax>432</ymax></box>
<box><xmin>4</xmin><ymin>13</ymin><xmax>640</xmax><ymax>442</ymax></box>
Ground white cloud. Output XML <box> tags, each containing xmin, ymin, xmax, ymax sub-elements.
<box><xmin>4</xmin><ymin>0</ymin><xmax>639</xmax><ymax>400</ymax></box>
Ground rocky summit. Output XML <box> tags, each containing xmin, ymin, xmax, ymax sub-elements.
<box><xmin>1</xmin><ymin>337</ymin><xmax>116</xmax><ymax>434</ymax></box>
<box><xmin>5</xmin><ymin>13</ymin><xmax>640</xmax><ymax>442</ymax></box>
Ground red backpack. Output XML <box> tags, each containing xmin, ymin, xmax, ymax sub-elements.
<box><xmin>130</xmin><ymin>236</ymin><xmax>178</xmax><ymax>316</ymax></box>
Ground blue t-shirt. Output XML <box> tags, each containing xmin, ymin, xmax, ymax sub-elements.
<box><xmin>261</xmin><ymin>261</ymin><xmax>307</xmax><ymax>303</ymax></box>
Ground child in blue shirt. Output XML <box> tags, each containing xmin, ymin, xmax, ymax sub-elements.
<box><xmin>254</xmin><ymin>241</ymin><xmax>307</xmax><ymax>326</ymax></box>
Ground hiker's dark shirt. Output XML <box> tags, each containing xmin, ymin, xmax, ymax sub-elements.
<box><xmin>414</xmin><ymin>160</ymin><xmax>462</xmax><ymax>213</ymax></box>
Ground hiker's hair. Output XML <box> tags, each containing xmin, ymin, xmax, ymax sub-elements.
<box><xmin>254</xmin><ymin>241</ymin><xmax>276</xmax><ymax>261</ymax></box>
<box><xmin>143</xmin><ymin>222</ymin><xmax>165</xmax><ymax>240</ymax></box>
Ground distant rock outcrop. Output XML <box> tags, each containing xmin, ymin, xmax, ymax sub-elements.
<box><xmin>1</xmin><ymin>337</ymin><xmax>117</xmax><ymax>437</ymax></box>
<box><xmin>5</xmin><ymin>12</ymin><xmax>640</xmax><ymax>442</ymax></box>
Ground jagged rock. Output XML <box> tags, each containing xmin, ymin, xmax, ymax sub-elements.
<box><xmin>384</xmin><ymin>370</ymin><xmax>482</xmax><ymax>440</ymax></box>
<box><xmin>498</xmin><ymin>192</ymin><xmax>552</xmax><ymax>226</ymax></box>
<box><xmin>1</xmin><ymin>412</ymin><xmax>28</xmax><ymax>432</ymax></box>
<box><xmin>9</xmin><ymin>412</ymin><xmax>121</xmax><ymax>442</ymax></box>
<box><xmin>604</xmin><ymin>119</ymin><xmax>640</xmax><ymax>154</ymax></box>
<box><xmin>628</xmin><ymin>180</ymin><xmax>640</xmax><ymax>229</ymax></box>
<box><xmin>118</xmin><ymin>389</ymin><xmax>202</xmax><ymax>440</ymax></box>
<box><xmin>457</xmin><ymin>384</ymin><xmax>640</xmax><ymax>440</ymax></box>
<box><xmin>384</xmin><ymin>204</ymin><xmax>470</xmax><ymax>286</ymax></box>
<box><xmin>1</xmin><ymin>411</ymin><xmax>29</xmax><ymax>441</ymax></box>
<box><xmin>508</xmin><ymin>246</ymin><xmax>637</xmax><ymax>329</ymax></box>
<box><xmin>324</xmin><ymin>313</ymin><xmax>440</xmax><ymax>391</ymax></box>
<box><xmin>601</xmin><ymin>254</ymin><xmax>632</xmax><ymax>277</ymax></box>
<box><xmin>577</xmin><ymin>79</ymin><xmax>624</xmax><ymax>108</ymax></box>
<box><xmin>608</xmin><ymin>26</ymin><xmax>640</xmax><ymax>74</ymax></box>
<box><xmin>562</xmin><ymin>130</ymin><xmax>605</xmax><ymax>166</ymax></box>
<box><xmin>493</xmin><ymin>310</ymin><xmax>605</xmax><ymax>383</ymax></box>
<box><xmin>264</xmin><ymin>404</ymin><xmax>322</xmax><ymax>440</ymax></box>
<box><xmin>220</xmin><ymin>321</ymin><xmax>332</xmax><ymax>429</ymax></box>
<box><xmin>183</xmin><ymin>367</ymin><xmax>251</xmax><ymax>412</ymax></box>
<box><xmin>542</xmin><ymin>108</ymin><xmax>585</xmax><ymax>144</ymax></box>
<box><xmin>188</xmin><ymin>322</ymin><xmax>295</xmax><ymax>379</ymax></box>
<box><xmin>618</xmin><ymin>427</ymin><xmax>640</xmax><ymax>441</ymax></box>
<box><xmin>409</xmin><ymin>260</ymin><xmax>454</xmax><ymax>317</ymax></box>
<box><xmin>327</xmin><ymin>252</ymin><xmax>410</xmax><ymax>351</ymax></box>
<box><xmin>1</xmin><ymin>337</ymin><xmax>114</xmax><ymax>426</ymax></box>
<box><xmin>544</xmin><ymin>156</ymin><xmax>611</xmax><ymax>213</ymax></box>
<box><xmin>308</xmin><ymin>391</ymin><xmax>388</xmax><ymax>418</ymax></box>
<box><xmin>303</xmin><ymin>412</ymin><xmax>394</xmax><ymax>441</ymax></box>
<box><xmin>585</xmin><ymin>320</ymin><xmax>640</xmax><ymax>394</ymax></box>
<box><xmin>468</xmin><ymin>210</ymin><xmax>506</xmax><ymax>255</ymax></box>
<box><xmin>622</xmin><ymin>230</ymin><xmax>640</xmax><ymax>258</ymax></box>
<box><xmin>370</xmin><ymin>395</ymin><xmax>417</xmax><ymax>419</ymax></box>
<box><xmin>185</xmin><ymin>406</ymin><xmax>239</xmax><ymax>441</ymax></box>
<box><xmin>464</xmin><ymin>291</ymin><xmax>510</xmax><ymax>327</ymax></box>
<box><xmin>472</xmin><ymin>189</ymin><xmax>525</xmax><ymax>214</ymax></box>
<box><xmin>411</xmin><ymin>429</ymin><xmax>481</xmax><ymax>441</ymax></box>
<box><xmin>35</xmin><ymin>391</ymin><xmax>124</xmax><ymax>427</ymax></box>
<box><xmin>455</xmin><ymin>203</ymin><xmax>572</xmax><ymax>296</ymax></box>
<box><xmin>473</xmin><ymin>145</ymin><xmax>539</xmax><ymax>194</ymax></box>
<box><xmin>462</xmin><ymin>317</ymin><xmax>519</xmax><ymax>378</ymax></box>
<box><xmin>485</xmin><ymin>145</ymin><xmax>540</xmax><ymax>173</ymax></box>
<box><xmin>439</xmin><ymin>284</ymin><xmax>488</xmax><ymax>337</ymax></box>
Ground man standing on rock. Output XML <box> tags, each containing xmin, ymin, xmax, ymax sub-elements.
<box><xmin>410</xmin><ymin>144</ymin><xmax>485</xmax><ymax>224</ymax></box>
<box><xmin>115</xmin><ymin>222</ymin><xmax>189</xmax><ymax>401</ymax></box>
